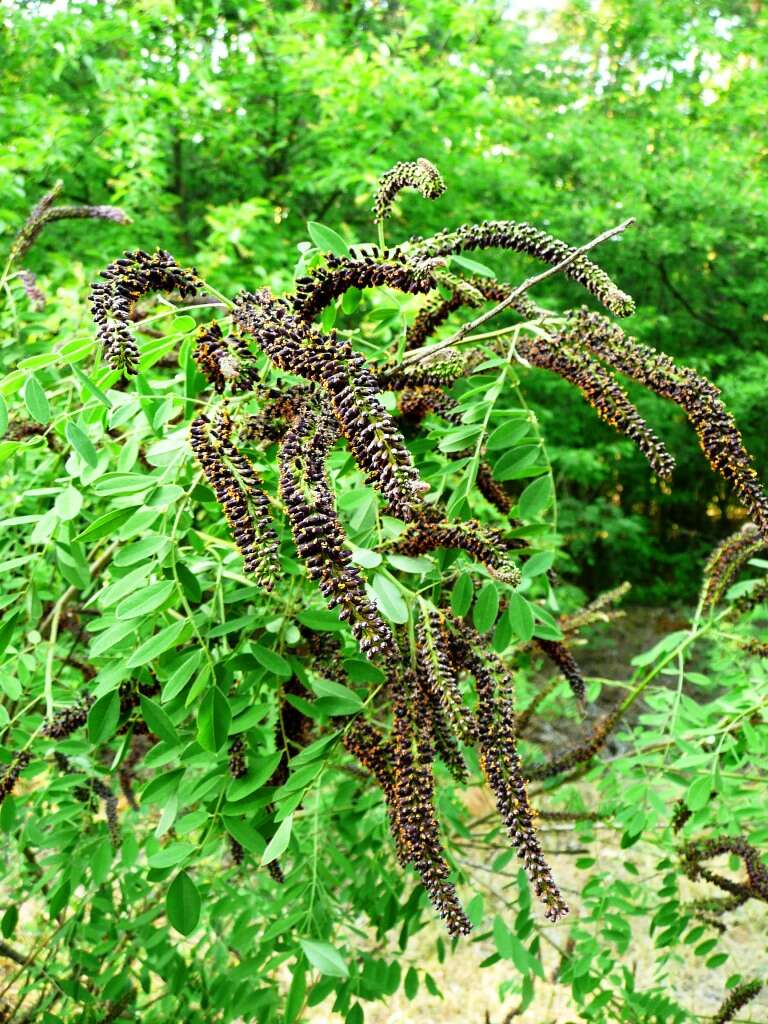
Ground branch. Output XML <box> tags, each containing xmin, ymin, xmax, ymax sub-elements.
<box><xmin>402</xmin><ymin>217</ymin><xmax>636</xmax><ymax>366</ymax></box>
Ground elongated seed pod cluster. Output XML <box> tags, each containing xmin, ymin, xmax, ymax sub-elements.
<box><xmin>394</xmin><ymin>221</ymin><xmax>635</xmax><ymax>318</ymax></box>
<box><xmin>278</xmin><ymin>398</ymin><xmax>393</xmax><ymax>659</ymax></box>
<box><xmin>292</xmin><ymin>251</ymin><xmax>441</xmax><ymax>320</ymax></box>
<box><xmin>373</xmin><ymin>158</ymin><xmax>446</xmax><ymax>223</ymax></box>
<box><xmin>190</xmin><ymin>409</ymin><xmax>280</xmax><ymax>589</ymax></box>
<box><xmin>234</xmin><ymin>288</ymin><xmax>427</xmax><ymax>520</ymax></box>
<box><xmin>524</xmin><ymin>701</ymin><xmax>625</xmax><ymax>781</ymax></box>
<box><xmin>700</xmin><ymin>524</ymin><xmax>765</xmax><ymax>611</ymax></box>
<box><xmin>681</xmin><ymin>835</ymin><xmax>768</xmax><ymax>904</ymax></box>
<box><xmin>41</xmin><ymin>694</ymin><xmax>94</xmax><ymax>739</ymax></box>
<box><xmin>10</xmin><ymin>181</ymin><xmax>131</xmax><ymax>265</ymax></box>
<box><xmin>450</xmin><ymin>623</ymin><xmax>568</xmax><ymax>922</ymax></box>
<box><xmin>518</xmin><ymin>332</ymin><xmax>676</xmax><ymax>479</ymax></box>
<box><xmin>380</xmin><ymin>350</ymin><xmax>467</xmax><ymax>391</ymax></box>
<box><xmin>392</xmin><ymin>514</ymin><xmax>522</xmax><ymax>586</ymax></box>
<box><xmin>535</xmin><ymin>638</ymin><xmax>587</xmax><ymax>707</ymax></box>
<box><xmin>0</xmin><ymin>752</ymin><xmax>30</xmax><ymax>806</ymax></box>
<box><xmin>391</xmin><ymin>674</ymin><xmax>472</xmax><ymax>935</ymax></box>
<box><xmin>712</xmin><ymin>980</ymin><xmax>762</xmax><ymax>1024</ymax></box>
<box><xmin>570</xmin><ymin>308</ymin><xmax>768</xmax><ymax>536</ymax></box>
<box><xmin>90</xmin><ymin>249</ymin><xmax>201</xmax><ymax>374</ymax></box>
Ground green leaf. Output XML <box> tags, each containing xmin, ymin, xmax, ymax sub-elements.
<box><xmin>54</xmin><ymin>485</ymin><xmax>82</xmax><ymax>522</ymax></box>
<box><xmin>75</xmin><ymin>508</ymin><xmax>133</xmax><ymax>542</ymax></box>
<box><xmin>88</xmin><ymin>691</ymin><xmax>120</xmax><ymax>745</ymax></box>
<box><xmin>438</xmin><ymin>425</ymin><xmax>483</xmax><ymax>453</ymax></box>
<box><xmin>493</xmin><ymin>445</ymin><xmax>540</xmax><ymax>481</ymax></box>
<box><xmin>685</xmin><ymin>775</ymin><xmax>713</xmax><ymax>812</ymax></box>
<box><xmin>386</xmin><ymin>554</ymin><xmax>434</xmax><ymax>574</ymax></box>
<box><xmin>166</xmin><ymin>870</ymin><xmax>201</xmax><ymax>936</ymax></box>
<box><xmin>227</xmin><ymin>752</ymin><xmax>284</xmax><ymax>801</ymax></box>
<box><xmin>404</xmin><ymin>966</ymin><xmax>419</xmax><ymax>1000</ymax></box>
<box><xmin>518</xmin><ymin>475</ymin><xmax>553</xmax><ymax>520</ymax></box>
<box><xmin>126</xmin><ymin>620</ymin><xmax>189</xmax><ymax>668</ymax></box>
<box><xmin>341</xmin><ymin>286</ymin><xmax>362</xmax><ymax>314</ymax></box>
<box><xmin>506</xmin><ymin>593</ymin><xmax>535</xmax><ymax>642</ymax></box>
<box><xmin>0</xmin><ymin>395</ymin><xmax>7</xmax><ymax>437</ymax></box>
<box><xmin>197</xmin><ymin>686</ymin><xmax>231</xmax><ymax>752</ymax></box>
<box><xmin>522</xmin><ymin>550</ymin><xmax>554</xmax><ymax>578</ymax></box>
<box><xmin>251</xmin><ymin>644</ymin><xmax>292</xmax><ymax>678</ymax></box>
<box><xmin>116</xmin><ymin>580</ymin><xmax>175</xmax><ymax>620</ymax></box>
<box><xmin>69</xmin><ymin>362</ymin><xmax>112</xmax><ymax>408</ymax></box>
<box><xmin>149</xmin><ymin>842</ymin><xmax>195</xmax><ymax>868</ymax></box>
<box><xmin>307</xmin><ymin>676</ymin><xmax>362</xmax><ymax>715</ymax></box>
<box><xmin>140</xmin><ymin>695</ymin><xmax>178</xmax><ymax>746</ymax></box>
<box><xmin>450</xmin><ymin>574</ymin><xmax>473</xmax><ymax>617</ymax></box>
<box><xmin>473</xmin><ymin>581</ymin><xmax>499</xmax><ymax>633</ymax></box>
<box><xmin>450</xmin><ymin>254</ymin><xmax>495</xmax><ymax>278</ymax></box>
<box><xmin>0</xmin><ymin>611</ymin><xmax>20</xmax><ymax>658</ymax></box>
<box><xmin>307</xmin><ymin>221</ymin><xmax>350</xmax><ymax>257</ymax></box>
<box><xmin>65</xmin><ymin>421</ymin><xmax>99</xmax><ymax>467</ymax></box>
<box><xmin>370</xmin><ymin>574</ymin><xmax>409</xmax><ymax>624</ymax></box>
<box><xmin>23</xmin><ymin>374</ymin><xmax>50</xmax><ymax>424</ymax></box>
<box><xmin>298</xmin><ymin>938</ymin><xmax>349</xmax><ymax>979</ymax></box>
<box><xmin>486</xmin><ymin>419</ymin><xmax>530</xmax><ymax>450</ymax></box>
<box><xmin>261</xmin><ymin>812</ymin><xmax>293</xmax><ymax>865</ymax></box>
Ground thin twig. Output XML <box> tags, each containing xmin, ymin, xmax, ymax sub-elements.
<box><xmin>402</xmin><ymin>217</ymin><xmax>635</xmax><ymax>366</ymax></box>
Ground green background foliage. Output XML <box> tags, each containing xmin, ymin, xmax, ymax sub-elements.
<box><xmin>0</xmin><ymin>3</ymin><xmax>767</xmax><ymax>1024</ymax></box>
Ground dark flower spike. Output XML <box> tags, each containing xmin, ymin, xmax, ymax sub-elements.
<box><xmin>396</xmin><ymin>222</ymin><xmax>635</xmax><ymax>318</ymax></box>
<box><xmin>447</xmin><ymin>622</ymin><xmax>567</xmax><ymax>922</ymax></box>
<box><xmin>380</xmin><ymin>350</ymin><xmax>468</xmax><ymax>391</ymax></box>
<box><xmin>524</xmin><ymin>702</ymin><xmax>625</xmax><ymax>781</ymax></box>
<box><xmin>53</xmin><ymin>753</ymin><xmax>120</xmax><ymax>847</ymax></box>
<box><xmin>712</xmin><ymin>980</ymin><xmax>762</xmax><ymax>1024</ymax></box>
<box><xmin>193</xmin><ymin>321</ymin><xmax>260</xmax><ymax>394</ymax></box>
<box><xmin>190</xmin><ymin>409</ymin><xmax>280</xmax><ymax>589</ymax></box>
<box><xmin>559</xmin><ymin>582</ymin><xmax>631</xmax><ymax>633</ymax></box>
<box><xmin>373</xmin><ymin>158</ymin><xmax>447</xmax><ymax>224</ymax></box>
<box><xmin>391</xmin><ymin>674</ymin><xmax>472</xmax><ymax>936</ymax></box>
<box><xmin>42</xmin><ymin>204</ymin><xmax>131</xmax><ymax>227</ymax></box>
<box><xmin>392</xmin><ymin>514</ymin><xmax>522</xmax><ymax>586</ymax></box>
<box><xmin>570</xmin><ymin>307</ymin><xmax>768</xmax><ymax>537</ymax></box>
<box><xmin>118</xmin><ymin>733</ymin><xmax>154</xmax><ymax>811</ymax></box>
<box><xmin>90</xmin><ymin>249</ymin><xmax>201</xmax><ymax>375</ymax></box>
<box><xmin>681</xmin><ymin>835</ymin><xmax>768</xmax><ymax>903</ymax></box>
<box><xmin>518</xmin><ymin>332</ymin><xmax>675</xmax><ymax>480</ymax></box>
<box><xmin>17</xmin><ymin>270</ymin><xmax>46</xmax><ymax>311</ymax></box>
<box><xmin>278</xmin><ymin>397</ymin><xmax>394</xmax><ymax>659</ymax></box>
<box><xmin>234</xmin><ymin>288</ymin><xmax>427</xmax><ymax>520</ymax></box>
<box><xmin>729</xmin><ymin>574</ymin><xmax>768</xmax><ymax>618</ymax></box>
<box><xmin>0</xmin><ymin>752</ymin><xmax>31</xmax><ymax>806</ymax></box>
<box><xmin>343</xmin><ymin>719</ymin><xmax>407</xmax><ymax>864</ymax></box>
<box><xmin>700</xmin><ymin>523</ymin><xmax>765</xmax><ymax>612</ymax></box>
<box><xmin>535</xmin><ymin>639</ymin><xmax>587</xmax><ymax>708</ymax></box>
<box><xmin>670</xmin><ymin>798</ymin><xmax>693</xmax><ymax>835</ymax></box>
<box><xmin>292</xmin><ymin>251</ymin><xmax>441</xmax><ymax>321</ymax></box>
<box><xmin>9</xmin><ymin>181</ymin><xmax>64</xmax><ymax>262</ymax></box>
<box><xmin>398</xmin><ymin>384</ymin><xmax>463</xmax><ymax>426</ymax></box>
<box><xmin>41</xmin><ymin>693</ymin><xmax>95</xmax><ymax>739</ymax></box>
<box><xmin>228</xmin><ymin>737</ymin><xmax>247</xmax><ymax>780</ymax></box>
<box><xmin>417</xmin><ymin>607</ymin><xmax>477</xmax><ymax>744</ymax></box>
